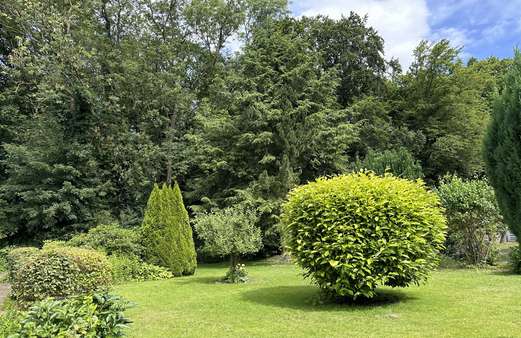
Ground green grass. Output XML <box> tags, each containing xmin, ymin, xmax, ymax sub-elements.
<box><xmin>116</xmin><ymin>262</ymin><xmax>521</xmax><ymax>338</ymax></box>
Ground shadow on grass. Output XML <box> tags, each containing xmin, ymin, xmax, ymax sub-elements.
<box><xmin>241</xmin><ymin>285</ymin><xmax>412</xmax><ymax>311</ymax></box>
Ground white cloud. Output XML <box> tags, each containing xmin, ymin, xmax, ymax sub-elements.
<box><xmin>295</xmin><ymin>0</ymin><xmax>430</xmax><ymax>68</ymax></box>
<box><xmin>430</xmin><ymin>27</ymin><xmax>469</xmax><ymax>48</ymax></box>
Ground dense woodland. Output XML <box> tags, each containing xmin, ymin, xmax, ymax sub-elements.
<box><xmin>0</xmin><ymin>0</ymin><xmax>512</xmax><ymax>254</ymax></box>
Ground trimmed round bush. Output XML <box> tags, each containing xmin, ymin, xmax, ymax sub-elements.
<box><xmin>281</xmin><ymin>172</ymin><xmax>446</xmax><ymax>299</ymax></box>
<box><xmin>11</xmin><ymin>247</ymin><xmax>112</xmax><ymax>302</ymax></box>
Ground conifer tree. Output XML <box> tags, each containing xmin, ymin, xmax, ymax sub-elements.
<box><xmin>142</xmin><ymin>183</ymin><xmax>197</xmax><ymax>276</ymax></box>
<box><xmin>484</xmin><ymin>51</ymin><xmax>521</xmax><ymax>240</ymax></box>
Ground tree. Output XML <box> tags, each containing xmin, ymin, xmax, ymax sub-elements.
<box><xmin>141</xmin><ymin>183</ymin><xmax>196</xmax><ymax>276</ymax></box>
<box><xmin>484</xmin><ymin>51</ymin><xmax>521</xmax><ymax>242</ymax></box>
<box><xmin>352</xmin><ymin>148</ymin><xmax>424</xmax><ymax>180</ymax></box>
<box><xmin>393</xmin><ymin>40</ymin><xmax>492</xmax><ymax>180</ymax></box>
<box><xmin>187</xmin><ymin>19</ymin><xmax>358</xmax><ymax>252</ymax></box>
<box><xmin>0</xmin><ymin>116</ymin><xmax>107</xmax><ymax>239</ymax></box>
<box><xmin>193</xmin><ymin>205</ymin><xmax>262</xmax><ymax>282</ymax></box>
<box><xmin>298</xmin><ymin>14</ymin><xmax>391</xmax><ymax>107</ymax></box>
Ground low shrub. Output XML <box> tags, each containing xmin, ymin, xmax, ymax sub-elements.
<box><xmin>11</xmin><ymin>247</ymin><xmax>112</xmax><ymax>302</ymax></box>
<box><xmin>0</xmin><ymin>246</ymin><xmax>13</xmax><ymax>272</ymax></box>
<box><xmin>6</xmin><ymin>247</ymin><xmax>39</xmax><ymax>282</ymax></box>
<box><xmin>109</xmin><ymin>255</ymin><xmax>173</xmax><ymax>283</ymax></box>
<box><xmin>436</xmin><ymin>176</ymin><xmax>504</xmax><ymax>265</ymax></box>
<box><xmin>352</xmin><ymin>148</ymin><xmax>424</xmax><ymax>180</ymax></box>
<box><xmin>68</xmin><ymin>223</ymin><xmax>143</xmax><ymax>257</ymax></box>
<box><xmin>281</xmin><ymin>172</ymin><xmax>447</xmax><ymax>299</ymax></box>
<box><xmin>1</xmin><ymin>293</ymin><xmax>131</xmax><ymax>337</ymax></box>
<box><xmin>223</xmin><ymin>263</ymin><xmax>248</xmax><ymax>284</ymax></box>
<box><xmin>511</xmin><ymin>246</ymin><xmax>521</xmax><ymax>273</ymax></box>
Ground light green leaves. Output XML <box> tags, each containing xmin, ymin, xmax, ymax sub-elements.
<box><xmin>281</xmin><ymin>172</ymin><xmax>447</xmax><ymax>299</ymax></box>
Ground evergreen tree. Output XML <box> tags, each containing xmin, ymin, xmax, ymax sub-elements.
<box><xmin>484</xmin><ymin>51</ymin><xmax>521</xmax><ymax>240</ymax></box>
<box><xmin>187</xmin><ymin>19</ymin><xmax>358</xmax><ymax>252</ymax></box>
<box><xmin>352</xmin><ymin>148</ymin><xmax>424</xmax><ymax>180</ymax></box>
<box><xmin>142</xmin><ymin>183</ymin><xmax>197</xmax><ymax>276</ymax></box>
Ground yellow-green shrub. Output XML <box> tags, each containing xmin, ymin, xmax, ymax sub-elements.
<box><xmin>281</xmin><ymin>172</ymin><xmax>446</xmax><ymax>299</ymax></box>
<box><xmin>11</xmin><ymin>247</ymin><xmax>112</xmax><ymax>302</ymax></box>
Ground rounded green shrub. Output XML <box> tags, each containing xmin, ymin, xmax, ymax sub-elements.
<box><xmin>6</xmin><ymin>247</ymin><xmax>39</xmax><ymax>282</ymax></box>
<box><xmin>281</xmin><ymin>172</ymin><xmax>446</xmax><ymax>299</ymax></box>
<box><xmin>11</xmin><ymin>247</ymin><xmax>112</xmax><ymax>302</ymax></box>
<box><xmin>142</xmin><ymin>183</ymin><xmax>197</xmax><ymax>276</ymax></box>
<box><xmin>109</xmin><ymin>255</ymin><xmax>173</xmax><ymax>283</ymax></box>
<box><xmin>67</xmin><ymin>223</ymin><xmax>143</xmax><ymax>257</ymax></box>
<box><xmin>436</xmin><ymin>176</ymin><xmax>504</xmax><ymax>265</ymax></box>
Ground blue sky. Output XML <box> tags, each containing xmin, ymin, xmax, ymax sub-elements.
<box><xmin>290</xmin><ymin>0</ymin><xmax>521</xmax><ymax>68</ymax></box>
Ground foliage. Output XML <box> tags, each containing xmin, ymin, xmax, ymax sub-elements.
<box><xmin>511</xmin><ymin>246</ymin><xmax>521</xmax><ymax>274</ymax></box>
<box><xmin>394</xmin><ymin>40</ymin><xmax>493</xmax><ymax>180</ymax></box>
<box><xmin>484</xmin><ymin>51</ymin><xmax>521</xmax><ymax>242</ymax></box>
<box><xmin>142</xmin><ymin>183</ymin><xmax>197</xmax><ymax>276</ymax></box>
<box><xmin>194</xmin><ymin>205</ymin><xmax>262</xmax><ymax>269</ymax></box>
<box><xmin>187</xmin><ymin>18</ymin><xmax>359</xmax><ymax>255</ymax></box>
<box><xmin>109</xmin><ymin>255</ymin><xmax>173</xmax><ymax>283</ymax></box>
<box><xmin>68</xmin><ymin>223</ymin><xmax>143</xmax><ymax>257</ymax></box>
<box><xmin>2</xmin><ymin>293</ymin><xmax>131</xmax><ymax>337</ymax></box>
<box><xmin>5</xmin><ymin>247</ymin><xmax>39</xmax><ymax>282</ymax></box>
<box><xmin>281</xmin><ymin>172</ymin><xmax>446</xmax><ymax>299</ymax></box>
<box><xmin>436</xmin><ymin>176</ymin><xmax>504</xmax><ymax>265</ymax></box>
<box><xmin>298</xmin><ymin>14</ymin><xmax>390</xmax><ymax>107</ymax></box>
<box><xmin>193</xmin><ymin>204</ymin><xmax>261</xmax><ymax>282</ymax></box>
<box><xmin>352</xmin><ymin>148</ymin><xmax>424</xmax><ymax>179</ymax></box>
<box><xmin>223</xmin><ymin>263</ymin><xmax>249</xmax><ymax>284</ymax></box>
<box><xmin>11</xmin><ymin>247</ymin><xmax>112</xmax><ymax>303</ymax></box>
<box><xmin>0</xmin><ymin>0</ymin><xmax>510</xmax><ymax>255</ymax></box>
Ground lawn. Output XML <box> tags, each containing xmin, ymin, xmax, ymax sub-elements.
<box><xmin>116</xmin><ymin>262</ymin><xmax>521</xmax><ymax>338</ymax></box>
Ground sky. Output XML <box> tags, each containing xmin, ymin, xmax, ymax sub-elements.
<box><xmin>291</xmin><ymin>0</ymin><xmax>521</xmax><ymax>68</ymax></box>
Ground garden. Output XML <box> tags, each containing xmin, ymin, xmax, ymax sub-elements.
<box><xmin>1</xmin><ymin>1</ymin><xmax>521</xmax><ymax>337</ymax></box>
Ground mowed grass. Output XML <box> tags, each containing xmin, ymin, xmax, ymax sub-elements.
<box><xmin>116</xmin><ymin>262</ymin><xmax>521</xmax><ymax>338</ymax></box>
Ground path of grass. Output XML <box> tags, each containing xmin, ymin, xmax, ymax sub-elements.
<box><xmin>116</xmin><ymin>263</ymin><xmax>521</xmax><ymax>338</ymax></box>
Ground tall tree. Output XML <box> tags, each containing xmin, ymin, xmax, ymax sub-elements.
<box><xmin>484</xmin><ymin>51</ymin><xmax>521</xmax><ymax>240</ymax></box>
<box><xmin>393</xmin><ymin>40</ymin><xmax>491</xmax><ymax>180</ymax></box>
<box><xmin>187</xmin><ymin>19</ymin><xmax>358</xmax><ymax>251</ymax></box>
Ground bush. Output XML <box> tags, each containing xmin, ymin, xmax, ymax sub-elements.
<box><xmin>436</xmin><ymin>176</ymin><xmax>504</xmax><ymax>265</ymax></box>
<box><xmin>142</xmin><ymin>183</ymin><xmax>197</xmax><ymax>276</ymax></box>
<box><xmin>352</xmin><ymin>148</ymin><xmax>424</xmax><ymax>180</ymax></box>
<box><xmin>11</xmin><ymin>247</ymin><xmax>112</xmax><ymax>302</ymax></box>
<box><xmin>194</xmin><ymin>205</ymin><xmax>262</xmax><ymax>282</ymax></box>
<box><xmin>511</xmin><ymin>246</ymin><xmax>521</xmax><ymax>274</ymax></box>
<box><xmin>6</xmin><ymin>247</ymin><xmax>39</xmax><ymax>282</ymax></box>
<box><xmin>224</xmin><ymin>263</ymin><xmax>249</xmax><ymax>283</ymax></box>
<box><xmin>109</xmin><ymin>255</ymin><xmax>173</xmax><ymax>283</ymax></box>
<box><xmin>281</xmin><ymin>172</ymin><xmax>446</xmax><ymax>299</ymax></box>
<box><xmin>484</xmin><ymin>51</ymin><xmax>521</xmax><ymax>244</ymax></box>
<box><xmin>2</xmin><ymin>293</ymin><xmax>131</xmax><ymax>337</ymax></box>
<box><xmin>68</xmin><ymin>223</ymin><xmax>143</xmax><ymax>257</ymax></box>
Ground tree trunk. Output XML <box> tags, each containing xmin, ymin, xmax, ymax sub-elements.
<box><xmin>229</xmin><ymin>254</ymin><xmax>239</xmax><ymax>269</ymax></box>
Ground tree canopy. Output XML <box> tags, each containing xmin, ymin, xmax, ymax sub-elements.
<box><xmin>0</xmin><ymin>0</ymin><xmax>510</xmax><ymax>253</ymax></box>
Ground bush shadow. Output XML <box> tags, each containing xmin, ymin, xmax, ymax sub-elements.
<box><xmin>241</xmin><ymin>285</ymin><xmax>413</xmax><ymax>311</ymax></box>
